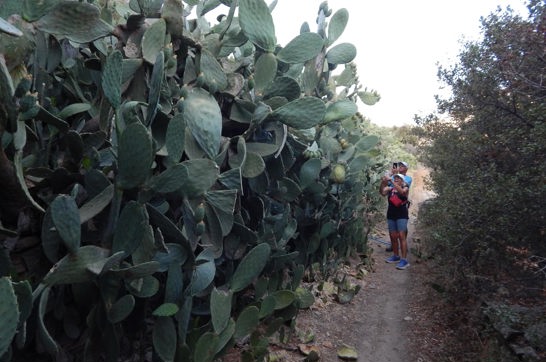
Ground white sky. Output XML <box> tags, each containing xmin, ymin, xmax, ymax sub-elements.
<box><xmin>267</xmin><ymin>0</ymin><xmax>529</xmax><ymax>127</ymax></box>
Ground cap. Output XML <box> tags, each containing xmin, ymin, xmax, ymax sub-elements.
<box><xmin>399</xmin><ymin>161</ymin><xmax>408</xmax><ymax>167</ymax></box>
<box><xmin>393</xmin><ymin>173</ymin><xmax>405</xmax><ymax>181</ymax></box>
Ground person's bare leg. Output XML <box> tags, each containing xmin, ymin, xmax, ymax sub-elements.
<box><xmin>399</xmin><ymin>230</ymin><xmax>408</xmax><ymax>259</ymax></box>
<box><xmin>389</xmin><ymin>231</ymin><xmax>400</xmax><ymax>256</ymax></box>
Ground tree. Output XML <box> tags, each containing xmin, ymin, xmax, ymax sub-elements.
<box><xmin>418</xmin><ymin>0</ymin><xmax>545</xmax><ymax>286</ymax></box>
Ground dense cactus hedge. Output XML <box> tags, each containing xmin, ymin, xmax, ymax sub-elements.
<box><xmin>0</xmin><ymin>0</ymin><xmax>384</xmax><ymax>360</ymax></box>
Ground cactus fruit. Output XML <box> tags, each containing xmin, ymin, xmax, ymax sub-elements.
<box><xmin>195</xmin><ymin>220</ymin><xmax>206</xmax><ymax>236</ymax></box>
<box><xmin>331</xmin><ymin>164</ymin><xmax>346</xmax><ymax>184</ymax></box>
<box><xmin>339</xmin><ymin>138</ymin><xmax>350</xmax><ymax>149</ymax></box>
<box><xmin>194</xmin><ymin>203</ymin><xmax>205</xmax><ymax>222</ymax></box>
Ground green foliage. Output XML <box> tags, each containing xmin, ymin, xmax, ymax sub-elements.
<box><xmin>417</xmin><ymin>2</ymin><xmax>545</xmax><ymax>292</ymax></box>
<box><xmin>0</xmin><ymin>278</ymin><xmax>19</xmax><ymax>358</ymax></box>
<box><xmin>0</xmin><ymin>0</ymin><xmax>387</xmax><ymax>360</ymax></box>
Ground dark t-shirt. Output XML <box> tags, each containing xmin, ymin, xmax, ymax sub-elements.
<box><xmin>386</xmin><ymin>189</ymin><xmax>409</xmax><ymax>220</ymax></box>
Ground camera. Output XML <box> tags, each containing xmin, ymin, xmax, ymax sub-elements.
<box><xmin>392</xmin><ymin>162</ymin><xmax>399</xmax><ymax>169</ymax></box>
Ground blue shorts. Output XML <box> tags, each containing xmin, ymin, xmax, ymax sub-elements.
<box><xmin>387</xmin><ymin>218</ymin><xmax>408</xmax><ymax>232</ymax></box>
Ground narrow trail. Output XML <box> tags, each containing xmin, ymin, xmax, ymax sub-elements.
<box><xmin>355</xmin><ymin>165</ymin><xmax>434</xmax><ymax>362</ymax></box>
<box><xmin>281</xmin><ymin>165</ymin><xmax>435</xmax><ymax>362</ymax></box>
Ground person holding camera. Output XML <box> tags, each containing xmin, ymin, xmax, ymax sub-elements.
<box><xmin>397</xmin><ymin>161</ymin><xmax>412</xmax><ymax>189</ymax></box>
<box><xmin>379</xmin><ymin>173</ymin><xmax>410</xmax><ymax>270</ymax></box>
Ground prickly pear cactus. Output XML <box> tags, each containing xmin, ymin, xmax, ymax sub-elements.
<box><xmin>0</xmin><ymin>277</ymin><xmax>18</xmax><ymax>358</ymax></box>
<box><xmin>0</xmin><ymin>0</ymin><xmax>384</xmax><ymax>361</ymax></box>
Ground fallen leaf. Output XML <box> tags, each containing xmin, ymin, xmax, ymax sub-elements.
<box><xmin>298</xmin><ymin>344</ymin><xmax>320</xmax><ymax>356</ymax></box>
<box><xmin>337</xmin><ymin>344</ymin><xmax>358</xmax><ymax>360</ymax></box>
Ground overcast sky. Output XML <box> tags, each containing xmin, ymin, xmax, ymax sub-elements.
<box><xmin>266</xmin><ymin>0</ymin><xmax>529</xmax><ymax>127</ymax></box>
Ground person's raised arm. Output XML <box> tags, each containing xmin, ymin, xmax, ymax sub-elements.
<box><xmin>379</xmin><ymin>175</ymin><xmax>391</xmax><ymax>196</ymax></box>
<box><xmin>392</xmin><ymin>181</ymin><xmax>408</xmax><ymax>197</ymax></box>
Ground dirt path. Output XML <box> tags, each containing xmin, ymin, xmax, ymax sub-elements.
<box><xmin>273</xmin><ymin>165</ymin><xmax>438</xmax><ymax>362</ymax></box>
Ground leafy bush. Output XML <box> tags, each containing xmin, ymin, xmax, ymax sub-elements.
<box><xmin>0</xmin><ymin>0</ymin><xmax>385</xmax><ymax>361</ymax></box>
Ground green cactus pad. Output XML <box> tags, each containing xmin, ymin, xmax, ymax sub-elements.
<box><xmin>299</xmin><ymin>158</ymin><xmax>322</xmax><ymax>190</ymax></box>
<box><xmin>205</xmin><ymin>190</ymin><xmax>237</xmax><ymax>236</ymax></box>
<box><xmin>102</xmin><ymin>51</ymin><xmax>123</xmax><ymax>109</ymax></box>
<box><xmin>194</xmin><ymin>332</ymin><xmax>220</xmax><ymax>362</ymax></box>
<box><xmin>126</xmin><ymin>275</ymin><xmax>160</xmax><ymax>298</ymax></box>
<box><xmin>336</xmin><ymin>65</ymin><xmax>358</xmax><ymax>87</ymax></box>
<box><xmin>114</xmin><ymin>262</ymin><xmax>161</xmax><ymax>281</ymax></box>
<box><xmin>218</xmin><ymin>168</ymin><xmax>243</xmax><ymax>192</ymax></box>
<box><xmin>41</xmin><ymin>207</ymin><xmax>63</xmax><ymax>263</ymax></box>
<box><xmin>112</xmin><ymin>201</ymin><xmax>150</xmax><ymax>256</ymax></box>
<box><xmin>358</xmin><ymin>89</ymin><xmax>381</xmax><ymax>106</ymax></box>
<box><xmin>0</xmin><ymin>56</ymin><xmax>17</xmax><ymax>133</ymax></box>
<box><xmin>166</xmin><ymin>113</ymin><xmax>186</xmax><ymax>163</ymax></box>
<box><xmin>152</xmin><ymin>316</ymin><xmax>176</xmax><ymax>362</ymax></box>
<box><xmin>277</xmin><ymin>32</ymin><xmax>324</xmax><ymax>64</ymax></box>
<box><xmin>190</xmin><ymin>250</ymin><xmax>215</xmax><ymax>296</ymax></box>
<box><xmin>242</xmin><ymin>152</ymin><xmax>265</xmax><ymax>178</ymax></box>
<box><xmin>161</xmin><ymin>0</ymin><xmax>184</xmax><ymax>37</ymax></box>
<box><xmin>164</xmin><ymin>264</ymin><xmax>182</xmax><ymax>303</ymax></box>
<box><xmin>92</xmin><ymin>251</ymin><xmax>125</xmax><ymax>275</ymax></box>
<box><xmin>1</xmin><ymin>0</ymin><xmax>22</xmax><ymax>19</ymax></box>
<box><xmin>183</xmin><ymin>88</ymin><xmax>222</xmax><ymax>159</ymax></box>
<box><xmin>238</xmin><ymin>0</ymin><xmax>276</xmax><ymax>52</ymax></box>
<box><xmin>253</xmin><ymin>52</ymin><xmax>277</xmax><ymax>94</ymax></box>
<box><xmin>37</xmin><ymin>286</ymin><xmax>58</xmax><ymax>355</ymax></box>
<box><xmin>215</xmin><ymin>319</ymin><xmax>236</xmax><ymax>353</ymax></box>
<box><xmin>271</xmin><ymin>97</ymin><xmax>326</xmax><ymax>129</ymax></box>
<box><xmin>338</xmin><ymin>145</ymin><xmax>356</xmax><ymax>163</ymax></box>
<box><xmin>149</xmin><ymin>164</ymin><xmax>187</xmax><ymax>194</ymax></box>
<box><xmin>117</xmin><ymin>122</ymin><xmax>153</xmax><ymax>189</ymax></box>
<box><xmin>57</xmin><ymin>102</ymin><xmax>91</xmax><ymax>120</ymax></box>
<box><xmin>107</xmin><ymin>294</ymin><xmax>135</xmax><ymax>324</ymax></box>
<box><xmin>178</xmin><ymin>159</ymin><xmax>220</xmax><ymax>197</ymax></box>
<box><xmin>245</xmin><ymin>142</ymin><xmax>280</xmax><ymax>157</ymax></box>
<box><xmin>152</xmin><ymin>302</ymin><xmax>179</xmax><ymax>317</ymax></box>
<box><xmin>34</xmin><ymin>1</ymin><xmax>113</xmax><ymax>43</ymax></box>
<box><xmin>153</xmin><ymin>243</ymin><xmax>189</xmax><ymax>272</ymax></box>
<box><xmin>230</xmin><ymin>243</ymin><xmax>270</xmax><ymax>292</ymax></box>
<box><xmin>146</xmin><ymin>50</ymin><xmax>164</xmax><ymax>125</ymax></box>
<box><xmin>234</xmin><ymin>306</ymin><xmax>260</xmax><ymax>340</ymax></box>
<box><xmin>319</xmin><ymin>221</ymin><xmax>336</xmax><ymax>238</ymax></box>
<box><xmin>326</xmin><ymin>43</ymin><xmax>357</xmax><ymax>65</ymax></box>
<box><xmin>355</xmin><ymin>135</ymin><xmax>379</xmax><ymax>151</ymax></box>
<box><xmin>211</xmin><ymin>287</ymin><xmax>233</xmax><ymax>333</ymax></box>
<box><xmin>0</xmin><ymin>277</ymin><xmax>18</xmax><ymax>357</ymax></box>
<box><xmin>327</xmin><ymin>8</ymin><xmax>349</xmax><ymax>46</ymax></box>
<box><xmin>50</xmin><ymin>195</ymin><xmax>81</xmax><ymax>254</ymax></box>
<box><xmin>184</xmin><ymin>130</ymin><xmax>207</xmax><ymax>159</ymax></box>
<box><xmin>34</xmin><ymin>107</ymin><xmax>69</xmax><ymax>133</ymax></box>
<box><xmin>200</xmin><ymin>49</ymin><xmax>228</xmax><ymax>92</ymax></box>
<box><xmin>146</xmin><ymin>205</ymin><xmax>192</xmax><ymax>253</ymax></box>
<box><xmin>263</xmin><ymin>76</ymin><xmax>301</xmax><ymax>101</ymax></box>
<box><xmin>122</xmin><ymin>59</ymin><xmax>143</xmax><ymax>83</ymax></box>
<box><xmin>295</xmin><ymin>287</ymin><xmax>315</xmax><ymax>309</ymax></box>
<box><xmin>12</xmin><ymin>280</ymin><xmax>32</xmax><ymax>327</ymax></box>
<box><xmin>258</xmin><ymin>295</ymin><xmax>276</xmax><ymax>318</ymax></box>
<box><xmin>277</xmin><ymin>177</ymin><xmax>302</xmax><ymax>202</ymax></box>
<box><xmin>348</xmin><ymin>155</ymin><xmax>370</xmax><ymax>173</ymax></box>
<box><xmin>142</xmin><ymin>18</ymin><xmax>166</xmax><ymax>64</ymax></box>
<box><xmin>129</xmin><ymin>0</ymin><xmax>164</xmax><ymax>16</ymax></box>
<box><xmin>79</xmin><ymin>184</ymin><xmax>114</xmax><ymax>224</ymax></box>
<box><xmin>42</xmin><ymin>245</ymin><xmax>110</xmax><ymax>286</ymax></box>
<box><xmin>323</xmin><ymin>99</ymin><xmax>358</xmax><ymax>123</ymax></box>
